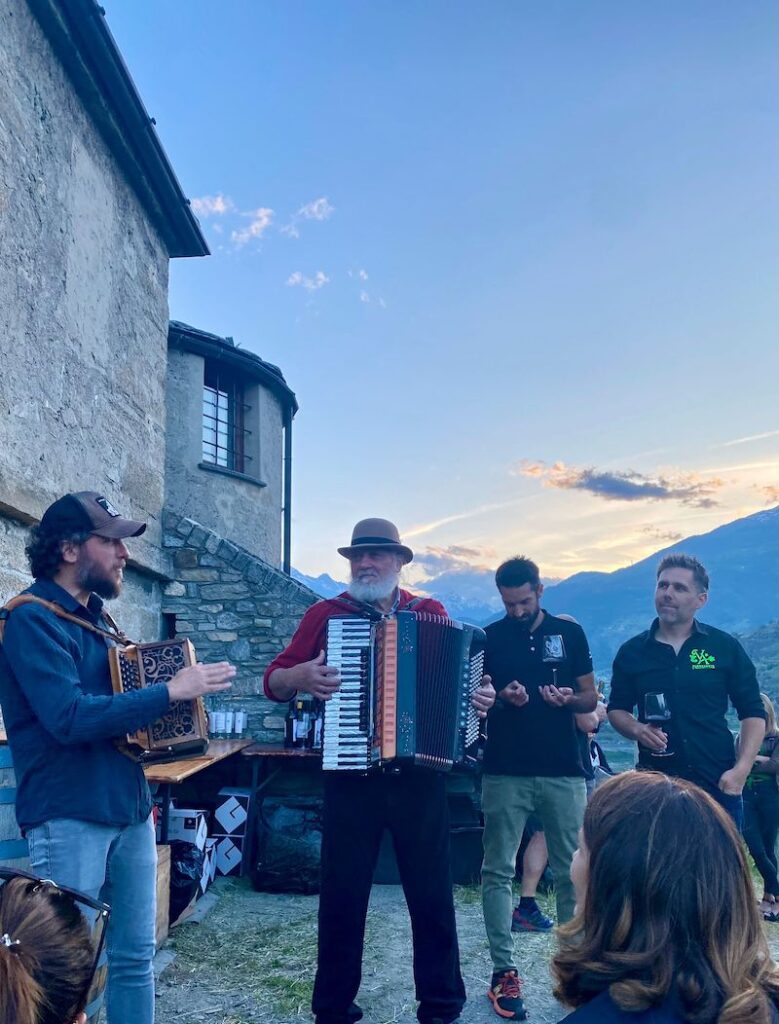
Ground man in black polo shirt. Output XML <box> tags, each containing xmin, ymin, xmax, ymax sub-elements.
<box><xmin>481</xmin><ymin>557</ymin><xmax>597</xmax><ymax>1022</ymax></box>
<box><xmin>608</xmin><ymin>552</ymin><xmax>764</xmax><ymax>828</ymax></box>
<box><xmin>0</xmin><ymin>492</ymin><xmax>235</xmax><ymax>1024</ymax></box>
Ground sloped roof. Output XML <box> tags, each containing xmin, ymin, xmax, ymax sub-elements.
<box><xmin>168</xmin><ymin>321</ymin><xmax>299</xmax><ymax>415</ymax></box>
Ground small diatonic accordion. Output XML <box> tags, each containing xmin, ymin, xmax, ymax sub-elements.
<box><xmin>323</xmin><ymin>611</ymin><xmax>486</xmax><ymax>772</ymax></box>
<box><xmin>108</xmin><ymin>639</ymin><xmax>208</xmax><ymax>765</ymax></box>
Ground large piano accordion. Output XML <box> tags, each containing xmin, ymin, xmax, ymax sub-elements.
<box><xmin>108</xmin><ymin>639</ymin><xmax>208</xmax><ymax>765</ymax></box>
<box><xmin>323</xmin><ymin>611</ymin><xmax>486</xmax><ymax>772</ymax></box>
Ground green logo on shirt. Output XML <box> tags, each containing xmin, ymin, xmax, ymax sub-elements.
<box><xmin>690</xmin><ymin>648</ymin><xmax>716</xmax><ymax>670</ymax></box>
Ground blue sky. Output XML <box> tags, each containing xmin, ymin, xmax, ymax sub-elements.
<box><xmin>105</xmin><ymin>1</ymin><xmax>779</xmax><ymax>581</ymax></box>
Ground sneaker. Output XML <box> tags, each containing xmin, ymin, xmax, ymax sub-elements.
<box><xmin>487</xmin><ymin>970</ymin><xmax>528</xmax><ymax>1021</ymax></box>
<box><xmin>512</xmin><ymin>902</ymin><xmax>554</xmax><ymax>932</ymax></box>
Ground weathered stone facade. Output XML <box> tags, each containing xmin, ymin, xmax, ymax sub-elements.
<box><xmin>161</xmin><ymin>510</ymin><xmax>317</xmax><ymax>741</ymax></box>
<box><xmin>0</xmin><ymin>1</ymin><xmax>173</xmax><ymax>576</ymax></box>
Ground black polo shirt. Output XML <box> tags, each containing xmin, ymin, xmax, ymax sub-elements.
<box><xmin>483</xmin><ymin>611</ymin><xmax>593</xmax><ymax>777</ymax></box>
<box><xmin>0</xmin><ymin>579</ymin><xmax>170</xmax><ymax>830</ymax></box>
<box><xmin>609</xmin><ymin>618</ymin><xmax>764</xmax><ymax>788</ymax></box>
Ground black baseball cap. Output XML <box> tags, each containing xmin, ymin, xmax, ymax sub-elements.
<box><xmin>39</xmin><ymin>492</ymin><xmax>146</xmax><ymax>539</ymax></box>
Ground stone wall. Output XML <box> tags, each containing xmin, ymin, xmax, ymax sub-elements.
<box><xmin>164</xmin><ymin>346</ymin><xmax>285</xmax><ymax>565</ymax></box>
<box><xmin>161</xmin><ymin>509</ymin><xmax>318</xmax><ymax>741</ymax></box>
<box><xmin>0</xmin><ymin>0</ymin><xmax>170</xmax><ymax>577</ymax></box>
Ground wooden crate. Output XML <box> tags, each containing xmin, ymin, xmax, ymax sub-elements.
<box><xmin>155</xmin><ymin>844</ymin><xmax>171</xmax><ymax>948</ymax></box>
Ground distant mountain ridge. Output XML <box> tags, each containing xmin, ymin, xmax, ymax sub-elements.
<box><xmin>294</xmin><ymin>506</ymin><xmax>779</xmax><ymax>674</ymax></box>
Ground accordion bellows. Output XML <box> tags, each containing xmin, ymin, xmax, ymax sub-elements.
<box><xmin>108</xmin><ymin>639</ymin><xmax>208</xmax><ymax>764</ymax></box>
<box><xmin>324</xmin><ymin>611</ymin><xmax>486</xmax><ymax>772</ymax></box>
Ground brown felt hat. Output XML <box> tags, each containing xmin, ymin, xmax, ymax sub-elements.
<box><xmin>337</xmin><ymin>518</ymin><xmax>413</xmax><ymax>564</ymax></box>
<box><xmin>39</xmin><ymin>491</ymin><xmax>147</xmax><ymax>540</ymax></box>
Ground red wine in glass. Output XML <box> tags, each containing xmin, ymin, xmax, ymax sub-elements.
<box><xmin>644</xmin><ymin>692</ymin><xmax>673</xmax><ymax>757</ymax></box>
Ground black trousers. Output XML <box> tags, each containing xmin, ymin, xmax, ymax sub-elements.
<box><xmin>743</xmin><ymin>782</ymin><xmax>779</xmax><ymax>895</ymax></box>
<box><xmin>311</xmin><ymin>770</ymin><xmax>466</xmax><ymax>1024</ymax></box>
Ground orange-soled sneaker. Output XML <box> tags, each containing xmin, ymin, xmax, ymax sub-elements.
<box><xmin>487</xmin><ymin>969</ymin><xmax>528</xmax><ymax>1021</ymax></box>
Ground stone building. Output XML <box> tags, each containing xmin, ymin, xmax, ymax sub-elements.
<box><xmin>0</xmin><ymin>0</ymin><xmax>317</xmax><ymax>741</ymax></box>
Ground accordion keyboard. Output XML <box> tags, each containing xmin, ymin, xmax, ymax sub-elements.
<box><xmin>323</xmin><ymin>617</ymin><xmax>373</xmax><ymax>770</ymax></box>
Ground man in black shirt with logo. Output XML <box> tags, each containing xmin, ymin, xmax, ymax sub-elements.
<box><xmin>608</xmin><ymin>552</ymin><xmax>765</xmax><ymax>828</ymax></box>
<box><xmin>481</xmin><ymin>557</ymin><xmax>597</xmax><ymax>1021</ymax></box>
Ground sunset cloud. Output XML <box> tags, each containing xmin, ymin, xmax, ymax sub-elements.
<box><xmin>415</xmin><ymin>544</ymin><xmax>495</xmax><ymax>575</ymax></box>
<box><xmin>719</xmin><ymin>429</ymin><xmax>779</xmax><ymax>448</ymax></box>
<box><xmin>514</xmin><ymin>460</ymin><xmax>723</xmax><ymax>509</ymax></box>
<box><xmin>640</xmin><ymin>526</ymin><xmax>683</xmax><ymax>542</ymax></box>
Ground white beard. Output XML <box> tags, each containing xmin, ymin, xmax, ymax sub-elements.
<box><xmin>348</xmin><ymin>569</ymin><xmax>401</xmax><ymax>605</ymax></box>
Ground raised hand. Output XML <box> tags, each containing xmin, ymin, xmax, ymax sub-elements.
<box><xmin>167</xmin><ymin>661</ymin><xmax>235</xmax><ymax>702</ymax></box>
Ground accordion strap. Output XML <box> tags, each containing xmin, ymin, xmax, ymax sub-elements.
<box><xmin>0</xmin><ymin>595</ymin><xmax>131</xmax><ymax>646</ymax></box>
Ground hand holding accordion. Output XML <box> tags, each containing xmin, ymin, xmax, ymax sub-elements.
<box><xmin>109</xmin><ymin>640</ymin><xmax>235</xmax><ymax>765</ymax></box>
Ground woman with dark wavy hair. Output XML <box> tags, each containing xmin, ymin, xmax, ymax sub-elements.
<box><xmin>552</xmin><ymin>771</ymin><xmax>779</xmax><ymax>1023</ymax></box>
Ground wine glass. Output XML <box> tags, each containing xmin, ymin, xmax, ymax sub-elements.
<box><xmin>644</xmin><ymin>692</ymin><xmax>673</xmax><ymax>758</ymax></box>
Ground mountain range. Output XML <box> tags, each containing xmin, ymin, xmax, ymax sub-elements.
<box><xmin>294</xmin><ymin>506</ymin><xmax>779</xmax><ymax>673</ymax></box>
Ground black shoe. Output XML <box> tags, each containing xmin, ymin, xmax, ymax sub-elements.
<box><xmin>315</xmin><ymin>1004</ymin><xmax>363</xmax><ymax>1024</ymax></box>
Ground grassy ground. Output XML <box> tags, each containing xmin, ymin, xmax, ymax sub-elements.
<box><xmin>156</xmin><ymin>870</ymin><xmax>779</xmax><ymax>1024</ymax></box>
<box><xmin>157</xmin><ymin>880</ymin><xmax>564</xmax><ymax>1024</ymax></box>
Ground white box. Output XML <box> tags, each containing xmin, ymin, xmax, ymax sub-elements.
<box><xmin>199</xmin><ymin>838</ymin><xmax>218</xmax><ymax>895</ymax></box>
<box><xmin>214</xmin><ymin>787</ymin><xmax>252</xmax><ymax>836</ymax></box>
<box><xmin>157</xmin><ymin>807</ymin><xmax>208</xmax><ymax>851</ymax></box>
<box><xmin>213</xmin><ymin>833</ymin><xmax>243</xmax><ymax>876</ymax></box>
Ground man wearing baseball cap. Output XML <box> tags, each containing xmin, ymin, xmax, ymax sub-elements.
<box><xmin>0</xmin><ymin>491</ymin><xmax>235</xmax><ymax>1024</ymax></box>
<box><xmin>265</xmin><ymin>518</ymin><xmax>496</xmax><ymax>1024</ymax></box>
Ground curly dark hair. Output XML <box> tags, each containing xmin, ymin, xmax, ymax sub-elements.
<box><xmin>25</xmin><ymin>526</ymin><xmax>91</xmax><ymax>580</ymax></box>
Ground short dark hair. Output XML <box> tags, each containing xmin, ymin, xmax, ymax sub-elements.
<box><xmin>495</xmin><ymin>556</ymin><xmax>541</xmax><ymax>590</ymax></box>
<box><xmin>25</xmin><ymin>525</ymin><xmax>91</xmax><ymax>580</ymax></box>
<box><xmin>656</xmin><ymin>553</ymin><xmax>709</xmax><ymax>593</ymax></box>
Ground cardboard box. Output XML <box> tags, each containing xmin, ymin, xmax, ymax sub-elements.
<box><xmin>213</xmin><ymin>787</ymin><xmax>252</xmax><ymax>836</ymax></box>
<box><xmin>213</xmin><ymin>833</ymin><xmax>244</xmax><ymax>876</ymax></box>
<box><xmin>157</xmin><ymin>807</ymin><xmax>208</xmax><ymax>851</ymax></box>
<box><xmin>199</xmin><ymin>838</ymin><xmax>217</xmax><ymax>895</ymax></box>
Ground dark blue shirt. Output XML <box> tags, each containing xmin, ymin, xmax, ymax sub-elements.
<box><xmin>559</xmin><ymin>991</ymin><xmax>685</xmax><ymax>1023</ymax></box>
<box><xmin>0</xmin><ymin>579</ymin><xmax>170</xmax><ymax>830</ymax></box>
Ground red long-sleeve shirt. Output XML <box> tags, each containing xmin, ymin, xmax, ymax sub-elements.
<box><xmin>263</xmin><ymin>589</ymin><xmax>447</xmax><ymax>701</ymax></box>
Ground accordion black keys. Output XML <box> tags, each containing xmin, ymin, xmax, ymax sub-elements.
<box><xmin>323</xmin><ymin>611</ymin><xmax>486</xmax><ymax>772</ymax></box>
<box><xmin>108</xmin><ymin>639</ymin><xmax>208</xmax><ymax>765</ymax></box>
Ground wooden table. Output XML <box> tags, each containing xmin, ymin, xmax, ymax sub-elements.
<box><xmin>240</xmin><ymin>742</ymin><xmax>322</xmax><ymax>878</ymax></box>
<box><xmin>145</xmin><ymin>738</ymin><xmax>253</xmax><ymax>843</ymax></box>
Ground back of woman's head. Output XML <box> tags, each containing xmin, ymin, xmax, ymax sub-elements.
<box><xmin>553</xmin><ymin>771</ymin><xmax>779</xmax><ymax>1024</ymax></box>
<box><xmin>0</xmin><ymin>876</ymin><xmax>93</xmax><ymax>1024</ymax></box>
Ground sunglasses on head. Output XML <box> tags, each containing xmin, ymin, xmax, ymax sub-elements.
<box><xmin>0</xmin><ymin>867</ymin><xmax>111</xmax><ymax>1021</ymax></box>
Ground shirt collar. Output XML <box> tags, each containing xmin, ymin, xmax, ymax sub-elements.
<box><xmin>646</xmin><ymin>617</ymin><xmax>709</xmax><ymax>642</ymax></box>
<box><xmin>31</xmin><ymin>578</ymin><xmax>105</xmax><ymax>621</ymax></box>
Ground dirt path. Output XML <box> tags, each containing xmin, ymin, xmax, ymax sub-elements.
<box><xmin>155</xmin><ymin>879</ymin><xmax>779</xmax><ymax>1024</ymax></box>
<box><xmin>156</xmin><ymin>880</ymin><xmax>568</xmax><ymax>1024</ymax></box>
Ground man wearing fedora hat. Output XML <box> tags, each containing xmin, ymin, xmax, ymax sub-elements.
<box><xmin>265</xmin><ymin>518</ymin><xmax>496</xmax><ymax>1024</ymax></box>
<box><xmin>0</xmin><ymin>491</ymin><xmax>235</xmax><ymax>1024</ymax></box>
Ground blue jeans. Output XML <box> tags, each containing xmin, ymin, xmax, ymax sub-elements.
<box><xmin>27</xmin><ymin>815</ymin><xmax>157</xmax><ymax>1024</ymax></box>
<box><xmin>699</xmin><ymin>782</ymin><xmax>744</xmax><ymax>832</ymax></box>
